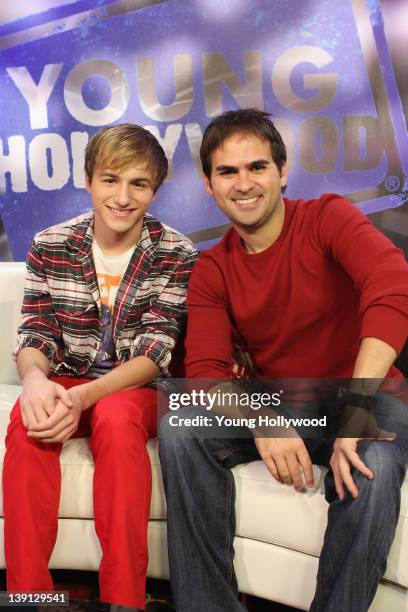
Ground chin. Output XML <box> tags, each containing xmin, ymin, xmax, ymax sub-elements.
<box><xmin>233</xmin><ymin>215</ymin><xmax>262</xmax><ymax>227</ymax></box>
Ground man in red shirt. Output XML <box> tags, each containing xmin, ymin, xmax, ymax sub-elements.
<box><xmin>159</xmin><ymin>109</ymin><xmax>408</xmax><ymax>611</ymax></box>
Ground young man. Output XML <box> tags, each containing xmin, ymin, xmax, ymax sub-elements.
<box><xmin>159</xmin><ymin>109</ymin><xmax>408</xmax><ymax>611</ymax></box>
<box><xmin>3</xmin><ymin>124</ymin><xmax>197</xmax><ymax>611</ymax></box>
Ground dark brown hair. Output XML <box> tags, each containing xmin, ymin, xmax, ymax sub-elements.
<box><xmin>85</xmin><ymin>123</ymin><xmax>168</xmax><ymax>193</ymax></box>
<box><xmin>200</xmin><ymin>108</ymin><xmax>287</xmax><ymax>179</ymax></box>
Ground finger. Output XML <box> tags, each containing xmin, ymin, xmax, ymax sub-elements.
<box><xmin>29</xmin><ymin>413</ymin><xmax>73</xmax><ymax>439</ymax></box>
<box><xmin>28</xmin><ymin>398</ymin><xmax>48</xmax><ymax>426</ymax></box>
<box><xmin>29</xmin><ymin>402</ymin><xmax>70</xmax><ymax>431</ymax></box>
<box><xmin>274</xmin><ymin>455</ymin><xmax>292</xmax><ymax>485</ymax></box>
<box><xmin>43</xmin><ymin>394</ymin><xmax>56</xmax><ymax>417</ymax></box>
<box><xmin>297</xmin><ymin>446</ymin><xmax>314</xmax><ymax>488</ymax></box>
<box><xmin>31</xmin><ymin>402</ymin><xmax>51</xmax><ymax>425</ymax></box>
<box><xmin>20</xmin><ymin>402</ymin><xmax>35</xmax><ymax>429</ymax></box>
<box><xmin>343</xmin><ymin>448</ymin><xmax>374</xmax><ymax>480</ymax></box>
<box><xmin>338</xmin><ymin>453</ymin><xmax>359</xmax><ymax>498</ymax></box>
<box><xmin>378</xmin><ymin>429</ymin><xmax>396</xmax><ymax>441</ymax></box>
<box><xmin>21</xmin><ymin>410</ymin><xmax>28</xmax><ymax>428</ymax></box>
<box><xmin>331</xmin><ymin>459</ymin><xmax>345</xmax><ymax>501</ymax></box>
<box><xmin>286</xmin><ymin>453</ymin><xmax>304</xmax><ymax>491</ymax></box>
<box><xmin>55</xmin><ymin>384</ymin><xmax>73</xmax><ymax>407</ymax></box>
<box><xmin>42</xmin><ymin>424</ymin><xmax>76</xmax><ymax>444</ymax></box>
<box><xmin>263</xmin><ymin>455</ymin><xmax>281</xmax><ymax>483</ymax></box>
<box><xmin>24</xmin><ymin>410</ymin><xmax>37</xmax><ymax>429</ymax></box>
<box><xmin>29</xmin><ymin>398</ymin><xmax>49</xmax><ymax>424</ymax></box>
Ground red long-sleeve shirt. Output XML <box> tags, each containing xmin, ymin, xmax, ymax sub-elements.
<box><xmin>186</xmin><ymin>194</ymin><xmax>408</xmax><ymax>380</ymax></box>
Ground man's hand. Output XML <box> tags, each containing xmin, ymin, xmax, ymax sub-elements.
<box><xmin>255</xmin><ymin>435</ymin><xmax>314</xmax><ymax>491</ymax></box>
<box><xmin>330</xmin><ymin>432</ymin><xmax>395</xmax><ymax>500</ymax></box>
<box><xmin>20</xmin><ymin>373</ymin><xmax>72</xmax><ymax>429</ymax></box>
<box><xmin>28</xmin><ymin>384</ymin><xmax>87</xmax><ymax>444</ymax></box>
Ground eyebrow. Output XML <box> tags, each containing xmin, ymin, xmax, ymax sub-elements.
<box><xmin>215</xmin><ymin>159</ymin><xmax>271</xmax><ymax>173</ymax></box>
<box><xmin>99</xmin><ymin>170</ymin><xmax>152</xmax><ymax>184</ymax></box>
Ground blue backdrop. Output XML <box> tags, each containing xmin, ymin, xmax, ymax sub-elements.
<box><xmin>0</xmin><ymin>0</ymin><xmax>407</xmax><ymax>260</ymax></box>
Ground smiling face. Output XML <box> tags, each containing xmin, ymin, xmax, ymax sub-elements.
<box><xmin>86</xmin><ymin>162</ymin><xmax>156</xmax><ymax>254</ymax></box>
<box><xmin>204</xmin><ymin>132</ymin><xmax>287</xmax><ymax>236</ymax></box>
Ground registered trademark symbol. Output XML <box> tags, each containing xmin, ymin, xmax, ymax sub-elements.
<box><xmin>384</xmin><ymin>176</ymin><xmax>400</xmax><ymax>192</ymax></box>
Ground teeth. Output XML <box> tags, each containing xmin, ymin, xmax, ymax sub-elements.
<box><xmin>236</xmin><ymin>196</ymin><xmax>258</xmax><ymax>205</ymax></box>
<box><xmin>109</xmin><ymin>208</ymin><xmax>132</xmax><ymax>217</ymax></box>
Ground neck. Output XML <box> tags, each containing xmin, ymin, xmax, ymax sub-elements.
<box><xmin>93</xmin><ymin>219</ymin><xmax>143</xmax><ymax>257</ymax></box>
<box><xmin>237</xmin><ymin>198</ymin><xmax>285</xmax><ymax>254</ymax></box>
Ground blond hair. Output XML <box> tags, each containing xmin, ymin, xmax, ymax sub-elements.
<box><xmin>85</xmin><ymin>124</ymin><xmax>168</xmax><ymax>192</ymax></box>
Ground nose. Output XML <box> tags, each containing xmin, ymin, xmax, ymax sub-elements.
<box><xmin>234</xmin><ymin>170</ymin><xmax>254</xmax><ymax>193</ymax></box>
<box><xmin>115</xmin><ymin>182</ymin><xmax>131</xmax><ymax>207</ymax></box>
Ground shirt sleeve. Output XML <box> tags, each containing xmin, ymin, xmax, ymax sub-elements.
<box><xmin>130</xmin><ymin>246</ymin><xmax>198</xmax><ymax>370</ymax></box>
<box><xmin>313</xmin><ymin>194</ymin><xmax>408</xmax><ymax>354</ymax></box>
<box><xmin>185</xmin><ymin>253</ymin><xmax>234</xmax><ymax>379</ymax></box>
<box><xmin>13</xmin><ymin>238</ymin><xmax>62</xmax><ymax>363</ymax></box>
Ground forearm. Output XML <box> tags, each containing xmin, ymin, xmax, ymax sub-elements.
<box><xmin>336</xmin><ymin>337</ymin><xmax>398</xmax><ymax>438</ymax></box>
<box><xmin>17</xmin><ymin>347</ymin><xmax>51</xmax><ymax>384</ymax></box>
<box><xmin>206</xmin><ymin>382</ymin><xmax>286</xmax><ymax>437</ymax></box>
<box><xmin>350</xmin><ymin>336</ymin><xmax>397</xmax><ymax>395</ymax></box>
<box><xmin>76</xmin><ymin>356</ymin><xmax>160</xmax><ymax>410</ymax></box>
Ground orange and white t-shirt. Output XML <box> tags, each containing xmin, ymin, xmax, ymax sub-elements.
<box><xmin>88</xmin><ymin>240</ymin><xmax>134</xmax><ymax>377</ymax></box>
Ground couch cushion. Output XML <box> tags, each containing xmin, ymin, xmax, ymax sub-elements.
<box><xmin>232</xmin><ymin>454</ymin><xmax>408</xmax><ymax>588</ymax></box>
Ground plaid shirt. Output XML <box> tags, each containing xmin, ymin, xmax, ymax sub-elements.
<box><xmin>14</xmin><ymin>211</ymin><xmax>198</xmax><ymax>376</ymax></box>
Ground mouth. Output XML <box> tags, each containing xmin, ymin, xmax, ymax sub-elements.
<box><xmin>233</xmin><ymin>195</ymin><xmax>261</xmax><ymax>209</ymax></box>
<box><xmin>106</xmin><ymin>206</ymin><xmax>134</xmax><ymax>218</ymax></box>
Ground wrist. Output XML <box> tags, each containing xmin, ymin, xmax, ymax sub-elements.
<box><xmin>337</xmin><ymin>388</ymin><xmax>376</xmax><ymax>412</ymax></box>
<box><xmin>71</xmin><ymin>383</ymin><xmax>92</xmax><ymax>412</ymax></box>
<box><xmin>22</xmin><ymin>367</ymin><xmax>48</xmax><ymax>386</ymax></box>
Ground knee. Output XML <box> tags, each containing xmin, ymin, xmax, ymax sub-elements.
<box><xmin>158</xmin><ymin>406</ymin><xmax>204</xmax><ymax>456</ymax></box>
<box><xmin>5</xmin><ymin>411</ymin><xmax>45</xmax><ymax>459</ymax></box>
<box><xmin>356</xmin><ymin>440</ymin><xmax>404</xmax><ymax>495</ymax></box>
<box><xmin>158</xmin><ymin>410</ymin><xmax>191</xmax><ymax>449</ymax></box>
<box><xmin>92</xmin><ymin>395</ymin><xmax>141</xmax><ymax>436</ymax></box>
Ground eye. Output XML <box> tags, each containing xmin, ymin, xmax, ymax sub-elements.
<box><xmin>102</xmin><ymin>177</ymin><xmax>115</xmax><ymax>184</ymax></box>
<box><xmin>133</xmin><ymin>182</ymin><xmax>148</xmax><ymax>189</ymax></box>
<box><xmin>251</xmin><ymin>164</ymin><xmax>267</xmax><ymax>172</ymax></box>
<box><xmin>218</xmin><ymin>169</ymin><xmax>236</xmax><ymax>176</ymax></box>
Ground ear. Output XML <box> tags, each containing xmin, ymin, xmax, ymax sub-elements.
<box><xmin>204</xmin><ymin>175</ymin><xmax>214</xmax><ymax>197</ymax></box>
<box><xmin>280</xmin><ymin>163</ymin><xmax>287</xmax><ymax>189</ymax></box>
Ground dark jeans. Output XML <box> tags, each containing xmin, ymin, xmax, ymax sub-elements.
<box><xmin>158</xmin><ymin>394</ymin><xmax>408</xmax><ymax>612</ymax></box>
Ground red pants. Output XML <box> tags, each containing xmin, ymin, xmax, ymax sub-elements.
<box><xmin>2</xmin><ymin>376</ymin><xmax>158</xmax><ymax>609</ymax></box>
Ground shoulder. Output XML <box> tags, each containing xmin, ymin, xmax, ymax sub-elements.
<box><xmin>288</xmin><ymin>193</ymin><xmax>367</xmax><ymax>235</ymax></box>
<box><xmin>288</xmin><ymin>193</ymin><xmax>359</xmax><ymax>217</ymax></box>
<box><xmin>33</xmin><ymin>212</ymin><xmax>93</xmax><ymax>248</ymax></box>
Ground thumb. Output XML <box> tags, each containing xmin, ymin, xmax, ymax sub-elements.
<box><xmin>55</xmin><ymin>384</ymin><xmax>73</xmax><ymax>407</ymax></box>
<box><xmin>382</xmin><ymin>432</ymin><xmax>397</xmax><ymax>442</ymax></box>
<box><xmin>375</xmin><ymin>428</ymin><xmax>396</xmax><ymax>441</ymax></box>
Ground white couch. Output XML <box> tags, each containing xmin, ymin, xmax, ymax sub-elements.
<box><xmin>0</xmin><ymin>262</ymin><xmax>407</xmax><ymax>611</ymax></box>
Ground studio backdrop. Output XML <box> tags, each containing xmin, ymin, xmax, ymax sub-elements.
<box><xmin>0</xmin><ymin>0</ymin><xmax>407</xmax><ymax>261</ymax></box>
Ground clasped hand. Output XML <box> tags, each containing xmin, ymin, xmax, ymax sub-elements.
<box><xmin>20</xmin><ymin>377</ymin><xmax>86</xmax><ymax>443</ymax></box>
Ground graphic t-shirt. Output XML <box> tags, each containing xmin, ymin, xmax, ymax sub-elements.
<box><xmin>87</xmin><ymin>240</ymin><xmax>134</xmax><ymax>377</ymax></box>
